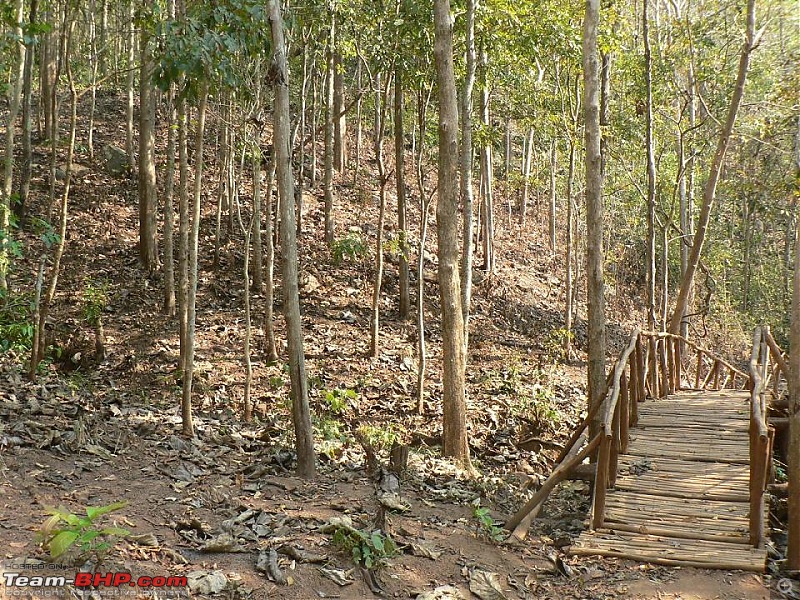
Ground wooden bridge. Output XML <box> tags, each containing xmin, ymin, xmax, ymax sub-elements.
<box><xmin>505</xmin><ymin>327</ymin><xmax>785</xmax><ymax>572</ymax></box>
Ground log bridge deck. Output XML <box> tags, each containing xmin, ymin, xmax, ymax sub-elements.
<box><xmin>570</xmin><ymin>389</ymin><xmax>768</xmax><ymax>571</ymax></box>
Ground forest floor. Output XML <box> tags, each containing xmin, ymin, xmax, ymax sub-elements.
<box><xmin>0</xmin><ymin>92</ymin><xmax>779</xmax><ymax>599</ymax></box>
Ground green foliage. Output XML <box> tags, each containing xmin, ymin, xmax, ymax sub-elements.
<box><xmin>331</xmin><ymin>232</ymin><xmax>368</xmax><ymax>264</ymax></box>
<box><xmin>0</xmin><ymin>288</ymin><xmax>34</xmax><ymax>353</ymax></box>
<box><xmin>471</xmin><ymin>500</ymin><xmax>504</xmax><ymax>542</ymax></box>
<box><xmin>322</xmin><ymin>387</ymin><xmax>357</xmax><ymax>414</ymax></box>
<box><xmin>82</xmin><ymin>280</ymin><xmax>109</xmax><ymax>327</ymax></box>
<box><xmin>37</xmin><ymin>502</ymin><xmax>129</xmax><ymax>563</ymax></box>
<box><xmin>355</xmin><ymin>423</ymin><xmax>398</xmax><ymax>452</ymax></box>
<box><xmin>542</xmin><ymin>328</ymin><xmax>573</xmax><ymax>363</ymax></box>
<box><xmin>332</xmin><ymin>526</ymin><xmax>398</xmax><ymax>569</ymax></box>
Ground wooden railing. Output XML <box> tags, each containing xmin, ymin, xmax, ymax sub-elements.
<box><xmin>505</xmin><ymin>326</ymin><xmax>766</xmax><ymax>545</ymax></box>
<box><xmin>748</xmin><ymin>326</ymin><xmax>783</xmax><ymax>547</ymax></box>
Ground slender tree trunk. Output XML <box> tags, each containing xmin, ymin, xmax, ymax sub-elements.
<box><xmin>235</xmin><ymin>182</ymin><xmax>254</xmax><ymax>422</ymax></box>
<box><xmin>297</xmin><ymin>41</ymin><xmax>310</xmax><ymax>236</ymax></box>
<box><xmin>644</xmin><ymin>0</ymin><xmax>658</xmax><ymax>330</ymax></box>
<box><xmin>519</xmin><ymin>128</ymin><xmax>534</xmax><ymax>226</ymax></box>
<box><xmin>354</xmin><ymin>62</ymin><xmax>363</xmax><ymax>186</ymax></box>
<box><xmin>87</xmin><ymin>0</ymin><xmax>98</xmax><ymax>160</ymax></box>
<box><xmin>252</xmin><ymin>142</ymin><xmax>264</xmax><ymax>292</ymax></box>
<box><xmin>668</xmin><ymin>0</ymin><xmax>758</xmax><ymax>334</ymax></box>
<box><xmin>433</xmin><ymin>0</ymin><xmax>471</xmax><ymax>470</ymax></box>
<box><xmin>788</xmin><ymin>155</ymin><xmax>800</xmax><ymax>571</ymax></box>
<box><xmin>505</xmin><ymin>115</ymin><xmax>512</xmax><ymax>224</ymax></box>
<box><xmin>1</xmin><ymin>0</ymin><xmax>25</xmax><ymax>291</ymax></box>
<box><xmin>679</xmin><ymin>65</ymin><xmax>696</xmax><ymax>340</ymax></box>
<box><xmin>395</xmin><ymin>66</ymin><xmax>410</xmax><ymax>320</ymax></box>
<box><xmin>415</xmin><ymin>85</ymin><xmax>432</xmax><ymax>415</ymax></box>
<box><xmin>125</xmin><ymin>0</ymin><xmax>136</xmax><ymax>172</ymax></box>
<box><xmin>600</xmin><ymin>50</ymin><xmax>611</xmax><ymax>178</ymax></box>
<box><xmin>268</xmin><ymin>0</ymin><xmax>316</xmax><ymax>478</ymax></box>
<box><xmin>177</xmin><ymin>95</ymin><xmax>189</xmax><ymax>407</ymax></box>
<box><xmin>583</xmin><ymin>0</ymin><xmax>607</xmax><ymax>426</ymax></box>
<box><xmin>263</xmin><ymin>158</ymin><xmax>279</xmax><ymax>362</ymax></box>
<box><xmin>163</xmin><ymin>83</ymin><xmax>177</xmax><ymax>316</ymax></box>
<box><xmin>370</xmin><ymin>73</ymin><xmax>388</xmax><ymax>358</ymax></box>
<box><xmin>323</xmin><ymin>10</ymin><xmax>336</xmax><ymax>245</ymax></box>
<box><xmin>138</xmin><ymin>26</ymin><xmax>158</xmax><ymax>273</ymax></box>
<box><xmin>181</xmin><ymin>85</ymin><xmax>208</xmax><ymax>438</ymax></box>
<box><xmin>565</xmin><ymin>139</ymin><xmax>576</xmax><ymax>359</ymax></box>
<box><xmin>333</xmin><ymin>51</ymin><xmax>347</xmax><ymax>171</ymax></box>
<box><xmin>18</xmin><ymin>0</ymin><xmax>37</xmax><ymax>220</ymax></box>
<box><xmin>459</xmin><ymin>0</ymin><xmax>477</xmax><ymax>348</ymax></box>
<box><xmin>311</xmin><ymin>72</ymin><xmax>318</xmax><ymax>187</ymax></box>
<box><xmin>548</xmin><ymin>139</ymin><xmax>558</xmax><ymax>254</ymax></box>
<box><xmin>479</xmin><ymin>45</ymin><xmax>494</xmax><ymax>274</ymax></box>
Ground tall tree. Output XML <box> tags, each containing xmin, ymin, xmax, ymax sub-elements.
<box><xmin>138</xmin><ymin>21</ymin><xmax>158</xmax><ymax>274</ymax></box>
<box><xmin>459</xmin><ymin>0</ymin><xmax>477</xmax><ymax>346</ymax></box>
<box><xmin>433</xmin><ymin>0</ymin><xmax>472</xmax><ymax>469</ymax></box>
<box><xmin>668</xmin><ymin>0</ymin><xmax>759</xmax><ymax>334</ymax></box>
<box><xmin>643</xmin><ymin>0</ymin><xmax>657</xmax><ymax>330</ymax></box>
<box><xmin>268</xmin><ymin>0</ymin><xmax>316</xmax><ymax>478</ymax></box>
<box><xmin>1</xmin><ymin>0</ymin><xmax>25</xmax><ymax>291</ymax></box>
<box><xmin>583</xmin><ymin>0</ymin><xmax>606</xmax><ymax>421</ymax></box>
<box><xmin>788</xmin><ymin>122</ymin><xmax>800</xmax><ymax>571</ymax></box>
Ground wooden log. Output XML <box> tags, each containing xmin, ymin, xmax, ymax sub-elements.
<box><xmin>610</xmin><ymin>396</ymin><xmax>621</xmax><ymax>487</ymax></box>
<box><xmin>674</xmin><ymin>337</ymin><xmax>683</xmax><ymax>391</ymax></box>
<box><xmin>648</xmin><ymin>336</ymin><xmax>658</xmax><ymax>398</ymax></box>
<box><xmin>659</xmin><ymin>339</ymin><xmax>670</xmax><ymax>398</ymax></box>
<box><xmin>713</xmin><ymin>360</ymin><xmax>722</xmax><ymax>390</ymax></box>
<box><xmin>620</xmin><ymin>370</ymin><xmax>630</xmax><ymax>453</ymax></box>
<box><xmin>695</xmin><ymin>350</ymin><xmax>703</xmax><ymax>389</ymax></box>
<box><xmin>592</xmin><ymin>433</ymin><xmax>612</xmax><ymax>530</ymax></box>
<box><xmin>634</xmin><ymin>336</ymin><xmax>645</xmax><ymax>424</ymax></box>
<box><xmin>505</xmin><ymin>433</ymin><xmax>601</xmax><ymax>537</ymax></box>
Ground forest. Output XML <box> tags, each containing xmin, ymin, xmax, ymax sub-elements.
<box><xmin>0</xmin><ymin>0</ymin><xmax>798</xmax><ymax>598</ymax></box>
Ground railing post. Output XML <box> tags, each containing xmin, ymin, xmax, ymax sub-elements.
<box><xmin>666</xmin><ymin>337</ymin><xmax>675</xmax><ymax>395</ymax></box>
<box><xmin>634</xmin><ymin>336</ymin><xmax>644</xmax><ymax>425</ymax></box>
<box><xmin>648</xmin><ymin>336</ymin><xmax>658</xmax><ymax>398</ymax></box>
<box><xmin>659</xmin><ymin>339</ymin><xmax>670</xmax><ymax>397</ymax></box>
<box><xmin>674</xmin><ymin>337</ymin><xmax>682</xmax><ymax>391</ymax></box>
<box><xmin>620</xmin><ymin>370</ymin><xmax>630</xmax><ymax>454</ymax></box>
<box><xmin>592</xmin><ymin>430</ymin><xmax>611</xmax><ymax>530</ymax></box>
<box><xmin>695</xmin><ymin>350</ymin><xmax>703</xmax><ymax>389</ymax></box>
<box><xmin>713</xmin><ymin>360</ymin><xmax>721</xmax><ymax>389</ymax></box>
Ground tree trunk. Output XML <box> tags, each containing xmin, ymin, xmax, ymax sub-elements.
<box><xmin>333</xmin><ymin>51</ymin><xmax>347</xmax><ymax>171</ymax></box>
<box><xmin>519</xmin><ymin>128</ymin><xmax>534</xmax><ymax>226</ymax></box>
<box><xmin>583</xmin><ymin>0</ymin><xmax>607</xmax><ymax>426</ymax></box>
<box><xmin>787</xmin><ymin>116</ymin><xmax>800</xmax><ymax>571</ymax></box>
<box><xmin>323</xmin><ymin>10</ymin><xmax>336</xmax><ymax>245</ymax></box>
<box><xmin>668</xmin><ymin>0</ymin><xmax>758</xmax><ymax>334</ymax></box>
<box><xmin>263</xmin><ymin>158</ymin><xmax>279</xmax><ymax>362</ymax></box>
<box><xmin>18</xmin><ymin>0</ymin><xmax>37</xmax><ymax>221</ymax></box>
<box><xmin>548</xmin><ymin>139</ymin><xmax>557</xmax><ymax>254</ymax></box>
<box><xmin>565</xmin><ymin>138</ymin><xmax>576</xmax><ymax>359</ymax></box>
<box><xmin>138</xmin><ymin>26</ymin><xmax>158</xmax><ymax>274</ymax></box>
<box><xmin>181</xmin><ymin>84</ymin><xmax>208</xmax><ymax>438</ymax></box>
<box><xmin>479</xmin><ymin>45</ymin><xmax>494</xmax><ymax>274</ymax></box>
<box><xmin>370</xmin><ymin>72</ymin><xmax>388</xmax><ymax>358</ymax></box>
<box><xmin>644</xmin><ymin>0</ymin><xmax>657</xmax><ymax>330</ymax></box>
<box><xmin>1</xmin><ymin>0</ymin><xmax>25</xmax><ymax>291</ymax></box>
<box><xmin>459</xmin><ymin>0</ymin><xmax>477</xmax><ymax>347</ymax></box>
<box><xmin>433</xmin><ymin>0</ymin><xmax>472</xmax><ymax>470</ymax></box>
<box><xmin>415</xmin><ymin>85</ymin><xmax>432</xmax><ymax>415</ymax></box>
<box><xmin>268</xmin><ymin>0</ymin><xmax>316</xmax><ymax>478</ymax></box>
<box><xmin>395</xmin><ymin>66</ymin><xmax>410</xmax><ymax>320</ymax></box>
<box><xmin>125</xmin><ymin>0</ymin><xmax>136</xmax><ymax>172</ymax></box>
<box><xmin>163</xmin><ymin>80</ymin><xmax>177</xmax><ymax>316</ymax></box>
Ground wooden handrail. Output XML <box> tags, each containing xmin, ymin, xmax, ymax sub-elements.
<box><xmin>640</xmin><ymin>330</ymin><xmax>749</xmax><ymax>382</ymax></box>
<box><xmin>748</xmin><ymin>327</ymin><xmax>771</xmax><ymax>548</ymax></box>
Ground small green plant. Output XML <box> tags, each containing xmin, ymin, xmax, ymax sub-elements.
<box><xmin>332</xmin><ymin>526</ymin><xmax>398</xmax><ymax>569</ymax></box>
<box><xmin>543</xmin><ymin>328</ymin><xmax>573</xmax><ymax>363</ymax></box>
<box><xmin>82</xmin><ymin>279</ymin><xmax>109</xmax><ymax>326</ymax></box>
<box><xmin>0</xmin><ymin>288</ymin><xmax>34</xmax><ymax>353</ymax></box>
<box><xmin>471</xmin><ymin>501</ymin><xmax>504</xmax><ymax>542</ymax></box>
<box><xmin>37</xmin><ymin>501</ymin><xmax>130</xmax><ymax>563</ymax></box>
<box><xmin>355</xmin><ymin>423</ymin><xmax>398</xmax><ymax>452</ymax></box>
<box><xmin>331</xmin><ymin>232</ymin><xmax>368</xmax><ymax>264</ymax></box>
<box><xmin>322</xmin><ymin>387</ymin><xmax>357</xmax><ymax>414</ymax></box>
